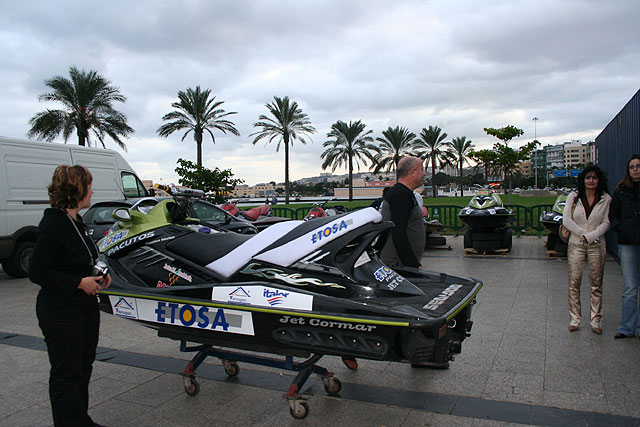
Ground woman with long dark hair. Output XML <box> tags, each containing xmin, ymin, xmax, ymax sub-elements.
<box><xmin>29</xmin><ymin>165</ymin><xmax>111</xmax><ymax>426</ymax></box>
<box><xmin>609</xmin><ymin>154</ymin><xmax>640</xmax><ymax>340</ymax></box>
<box><xmin>562</xmin><ymin>165</ymin><xmax>611</xmax><ymax>334</ymax></box>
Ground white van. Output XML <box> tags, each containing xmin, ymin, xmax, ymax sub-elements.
<box><xmin>0</xmin><ymin>136</ymin><xmax>149</xmax><ymax>277</ymax></box>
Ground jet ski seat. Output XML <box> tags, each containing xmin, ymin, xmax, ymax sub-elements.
<box><xmin>207</xmin><ymin>207</ymin><xmax>382</xmax><ymax>278</ymax></box>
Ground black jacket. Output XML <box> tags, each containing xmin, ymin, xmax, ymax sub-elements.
<box><xmin>609</xmin><ymin>184</ymin><xmax>640</xmax><ymax>246</ymax></box>
<box><xmin>29</xmin><ymin>208</ymin><xmax>99</xmax><ymax>305</ymax></box>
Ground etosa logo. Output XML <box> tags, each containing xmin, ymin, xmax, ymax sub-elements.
<box><xmin>311</xmin><ymin>219</ymin><xmax>352</xmax><ymax>244</ymax></box>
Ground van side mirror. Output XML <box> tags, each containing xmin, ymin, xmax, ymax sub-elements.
<box><xmin>148</xmin><ymin>188</ymin><xmax>156</xmax><ymax>196</ymax></box>
<box><xmin>113</xmin><ymin>208</ymin><xmax>131</xmax><ymax>221</ymax></box>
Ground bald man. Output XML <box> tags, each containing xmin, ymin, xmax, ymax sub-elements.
<box><xmin>380</xmin><ymin>156</ymin><xmax>426</xmax><ymax>268</ymax></box>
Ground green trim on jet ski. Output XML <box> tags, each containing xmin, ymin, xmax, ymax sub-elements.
<box><xmin>445</xmin><ymin>285</ymin><xmax>481</xmax><ymax>322</ymax></box>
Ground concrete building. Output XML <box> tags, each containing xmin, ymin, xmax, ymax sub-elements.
<box><xmin>563</xmin><ymin>141</ymin><xmax>590</xmax><ymax>168</ymax></box>
<box><xmin>516</xmin><ymin>160</ymin><xmax>532</xmax><ymax>177</ymax></box>
<box><xmin>545</xmin><ymin>144</ymin><xmax>565</xmax><ymax>169</ymax></box>
<box><xmin>232</xmin><ymin>182</ymin><xmax>278</xmax><ymax>198</ymax></box>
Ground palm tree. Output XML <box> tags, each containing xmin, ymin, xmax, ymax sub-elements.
<box><xmin>157</xmin><ymin>86</ymin><xmax>240</xmax><ymax>167</ymax></box>
<box><xmin>27</xmin><ymin>66</ymin><xmax>133</xmax><ymax>149</ymax></box>
<box><xmin>445</xmin><ymin>136</ymin><xmax>475</xmax><ymax>196</ymax></box>
<box><xmin>251</xmin><ymin>96</ymin><xmax>316</xmax><ymax>204</ymax></box>
<box><xmin>372</xmin><ymin>126</ymin><xmax>417</xmax><ymax>181</ymax></box>
<box><xmin>414</xmin><ymin>125</ymin><xmax>450</xmax><ymax>197</ymax></box>
<box><xmin>321</xmin><ymin>120</ymin><xmax>376</xmax><ymax>201</ymax></box>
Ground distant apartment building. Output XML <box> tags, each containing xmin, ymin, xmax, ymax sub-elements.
<box><xmin>232</xmin><ymin>182</ymin><xmax>278</xmax><ymax>198</ymax></box>
<box><xmin>563</xmin><ymin>141</ymin><xmax>590</xmax><ymax>168</ymax></box>
<box><xmin>516</xmin><ymin>160</ymin><xmax>532</xmax><ymax>177</ymax></box>
<box><xmin>545</xmin><ymin>144</ymin><xmax>565</xmax><ymax>169</ymax></box>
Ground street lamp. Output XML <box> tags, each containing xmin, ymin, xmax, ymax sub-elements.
<box><xmin>533</xmin><ymin>117</ymin><xmax>539</xmax><ymax>188</ymax></box>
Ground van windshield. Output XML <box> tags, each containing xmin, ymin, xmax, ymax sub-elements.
<box><xmin>122</xmin><ymin>172</ymin><xmax>148</xmax><ymax>198</ymax></box>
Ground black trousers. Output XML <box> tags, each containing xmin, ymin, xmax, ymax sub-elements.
<box><xmin>37</xmin><ymin>291</ymin><xmax>99</xmax><ymax>427</ymax></box>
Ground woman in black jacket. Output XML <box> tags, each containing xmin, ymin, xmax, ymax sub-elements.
<box><xmin>29</xmin><ymin>165</ymin><xmax>111</xmax><ymax>426</ymax></box>
<box><xmin>609</xmin><ymin>154</ymin><xmax>640</xmax><ymax>340</ymax></box>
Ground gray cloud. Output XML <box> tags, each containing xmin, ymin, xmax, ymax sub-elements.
<box><xmin>1</xmin><ymin>0</ymin><xmax>638</xmax><ymax>185</ymax></box>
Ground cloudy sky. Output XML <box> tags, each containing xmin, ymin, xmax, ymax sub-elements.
<box><xmin>1</xmin><ymin>0</ymin><xmax>639</xmax><ymax>185</ymax></box>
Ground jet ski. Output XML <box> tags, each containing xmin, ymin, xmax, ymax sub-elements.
<box><xmin>221</xmin><ymin>201</ymin><xmax>291</xmax><ymax>231</ymax></box>
<box><xmin>540</xmin><ymin>193</ymin><xmax>568</xmax><ymax>253</ymax></box>
<box><xmin>459</xmin><ymin>191</ymin><xmax>514</xmax><ymax>252</ymax></box>
<box><xmin>540</xmin><ymin>193</ymin><xmax>567</xmax><ymax>235</ymax></box>
<box><xmin>96</xmin><ymin>185</ymin><xmax>481</xmax><ymax>418</ymax></box>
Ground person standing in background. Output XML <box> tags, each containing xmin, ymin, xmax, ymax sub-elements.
<box><xmin>610</xmin><ymin>154</ymin><xmax>640</xmax><ymax>340</ymax></box>
<box><xmin>380</xmin><ymin>156</ymin><xmax>426</xmax><ymax>268</ymax></box>
<box><xmin>563</xmin><ymin>165</ymin><xmax>611</xmax><ymax>334</ymax></box>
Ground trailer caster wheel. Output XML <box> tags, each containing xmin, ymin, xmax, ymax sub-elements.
<box><xmin>223</xmin><ymin>360</ymin><xmax>240</xmax><ymax>377</ymax></box>
<box><xmin>323</xmin><ymin>377</ymin><xmax>342</xmax><ymax>394</ymax></box>
<box><xmin>183</xmin><ymin>376</ymin><xmax>200</xmax><ymax>396</ymax></box>
<box><xmin>289</xmin><ymin>400</ymin><xmax>309</xmax><ymax>419</ymax></box>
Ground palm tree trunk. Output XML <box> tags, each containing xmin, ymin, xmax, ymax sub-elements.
<box><xmin>77</xmin><ymin>127</ymin><xmax>87</xmax><ymax>146</ymax></box>
<box><xmin>284</xmin><ymin>133</ymin><xmax>290</xmax><ymax>204</ymax></box>
<box><xmin>195</xmin><ymin>131</ymin><xmax>203</xmax><ymax>167</ymax></box>
<box><xmin>348</xmin><ymin>156</ymin><xmax>353</xmax><ymax>201</ymax></box>
<box><xmin>431</xmin><ymin>155</ymin><xmax>437</xmax><ymax>198</ymax></box>
<box><xmin>459</xmin><ymin>160</ymin><xmax>464</xmax><ymax>197</ymax></box>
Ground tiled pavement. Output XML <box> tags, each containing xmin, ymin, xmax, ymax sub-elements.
<box><xmin>1</xmin><ymin>236</ymin><xmax>639</xmax><ymax>426</ymax></box>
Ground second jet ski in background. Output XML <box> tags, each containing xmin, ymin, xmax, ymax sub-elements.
<box><xmin>540</xmin><ymin>192</ymin><xmax>568</xmax><ymax>254</ymax></box>
<box><xmin>459</xmin><ymin>191</ymin><xmax>514</xmax><ymax>252</ymax></box>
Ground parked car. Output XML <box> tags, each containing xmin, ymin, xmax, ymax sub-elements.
<box><xmin>84</xmin><ymin>197</ymin><xmax>258</xmax><ymax>241</ymax></box>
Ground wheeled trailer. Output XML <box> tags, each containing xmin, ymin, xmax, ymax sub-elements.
<box><xmin>178</xmin><ymin>341</ymin><xmax>342</xmax><ymax>419</ymax></box>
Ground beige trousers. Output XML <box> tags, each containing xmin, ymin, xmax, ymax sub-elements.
<box><xmin>567</xmin><ymin>241</ymin><xmax>606</xmax><ymax>328</ymax></box>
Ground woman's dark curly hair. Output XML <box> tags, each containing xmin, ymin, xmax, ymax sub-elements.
<box><xmin>616</xmin><ymin>154</ymin><xmax>640</xmax><ymax>191</ymax></box>
<box><xmin>576</xmin><ymin>165</ymin><xmax>608</xmax><ymax>198</ymax></box>
<box><xmin>48</xmin><ymin>165</ymin><xmax>93</xmax><ymax>209</ymax></box>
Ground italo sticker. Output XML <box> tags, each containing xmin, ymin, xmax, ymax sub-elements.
<box><xmin>212</xmin><ymin>285</ymin><xmax>313</xmax><ymax>310</ymax></box>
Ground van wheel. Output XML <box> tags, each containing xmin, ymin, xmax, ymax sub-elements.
<box><xmin>2</xmin><ymin>241</ymin><xmax>34</xmax><ymax>278</ymax></box>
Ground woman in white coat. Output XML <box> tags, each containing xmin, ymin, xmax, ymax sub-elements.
<box><xmin>563</xmin><ymin>165</ymin><xmax>611</xmax><ymax>334</ymax></box>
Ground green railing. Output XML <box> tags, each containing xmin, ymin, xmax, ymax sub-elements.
<box><xmin>271</xmin><ymin>203</ymin><xmax>558</xmax><ymax>237</ymax></box>
<box><xmin>529</xmin><ymin>204</ymin><xmax>555</xmax><ymax>236</ymax></box>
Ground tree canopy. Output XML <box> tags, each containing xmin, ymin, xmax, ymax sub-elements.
<box><xmin>251</xmin><ymin>96</ymin><xmax>316</xmax><ymax>204</ymax></box>
<box><xmin>27</xmin><ymin>66</ymin><xmax>133</xmax><ymax>149</ymax></box>
<box><xmin>174</xmin><ymin>158</ymin><xmax>243</xmax><ymax>203</ymax></box>
<box><xmin>157</xmin><ymin>86</ymin><xmax>240</xmax><ymax>167</ymax></box>
<box><xmin>321</xmin><ymin>120</ymin><xmax>376</xmax><ymax>201</ymax></box>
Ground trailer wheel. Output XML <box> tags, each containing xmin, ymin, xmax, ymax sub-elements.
<box><xmin>223</xmin><ymin>360</ymin><xmax>240</xmax><ymax>377</ymax></box>
<box><xmin>289</xmin><ymin>401</ymin><xmax>309</xmax><ymax>419</ymax></box>
<box><xmin>463</xmin><ymin>229</ymin><xmax>473</xmax><ymax>249</ymax></box>
<box><xmin>183</xmin><ymin>376</ymin><xmax>200</xmax><ymax>396</ymax></box>
<box><xmin>323</xmin><ymin>377</ymin><xmax>342</xmax><ymax>394</ymax></box>
<box><xmin>1</xmin><ymin>241</ymin><xmax>34</xmax><ymax>278</ymax></box>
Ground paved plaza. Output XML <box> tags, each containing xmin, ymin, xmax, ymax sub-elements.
<box><xmin>1</xmin><ymin>236</ymin><xmax>639</xmax><ymax>426</ymax></box>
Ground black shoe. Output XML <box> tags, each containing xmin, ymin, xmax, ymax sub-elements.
<box><xmin>614</xmin><ymin>333</ymin><xmax>633</xmax><ymax>339</ymax></box>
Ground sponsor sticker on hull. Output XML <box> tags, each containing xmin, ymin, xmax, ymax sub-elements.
<box><xmin>211</xmin><ymin>285</ymin><xmax>314</xmax><ymax>311</ymax></box>
<box><xmin>108</xmin><ymin>295</ymin><xmax>254</xmax><ymax>336</ymax></box>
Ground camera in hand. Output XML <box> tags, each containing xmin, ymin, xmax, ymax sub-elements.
<box><xmin>92</xmin><ymin>260</ymin><xmax>109</xmax><ymax>278</ymax></box>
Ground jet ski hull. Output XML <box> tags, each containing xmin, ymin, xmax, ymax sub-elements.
<box><xmin>459</xmin><ymin>211</ymin><xmax>513</xmax><ymax>232</ymax></box>
<box><xmin>99</xmin><ymin>266</ymin><xmax>480</xmax><ymax>365</ymax></box>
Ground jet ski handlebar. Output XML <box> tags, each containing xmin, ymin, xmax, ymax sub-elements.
<box><xmin>154</xmin><ymin>184</ymin><xmax>204</xmax><ymax>222</ymax></box>
<box><xmin>154</xmin><ymin>184</ymin><xmax>205</xmax><ymax>198</ymax></box>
